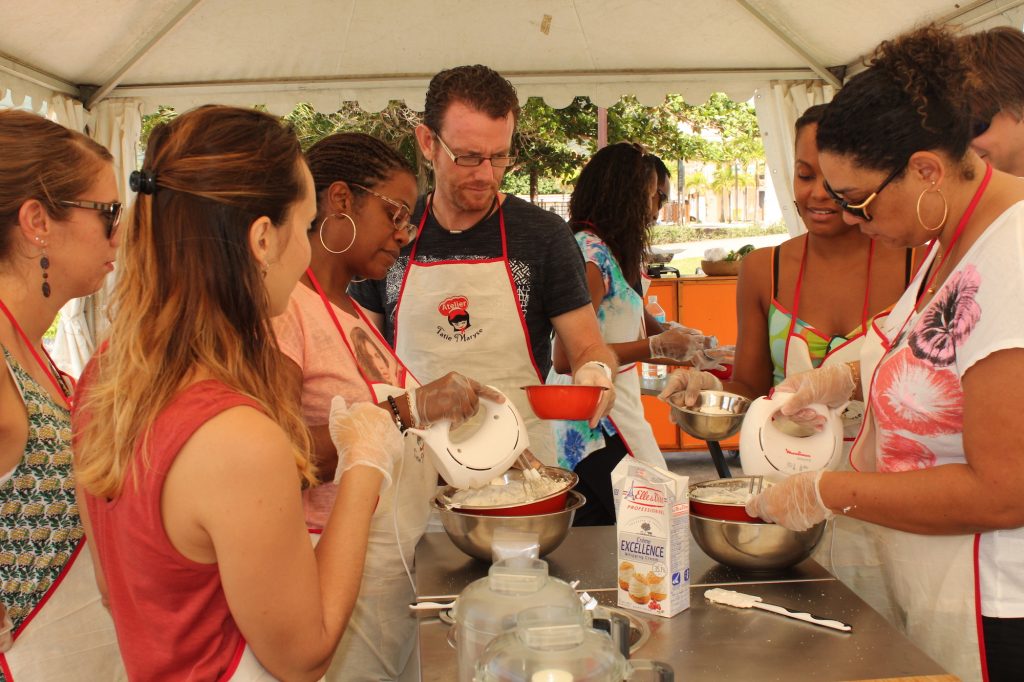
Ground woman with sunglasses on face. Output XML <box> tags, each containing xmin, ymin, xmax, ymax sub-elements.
<box><xmin>272</xmin><ymin>132</ymin><xmax>498</xmax><ymax>680</ymax></box>
<box><xmin>74</xmin><ymin>107</ymin><xmax>405</xmax><ymax>681</ymax></box>
<box><xmin>0</xmin><ymin>110</ymin><xmax>125</xmax><ymax>679</ymax></box>
<box><xmin>744</xmin><ymin>26</ymin><xmax>1024</xmax><ymax>682</ymax></box>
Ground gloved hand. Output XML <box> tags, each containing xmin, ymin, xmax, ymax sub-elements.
<box><xmin>657</xmin><ymin>366</ymin><xmax>722</xmax><ymax>408</ymax></box>
<box><xmin>412</xmin><ymin>372</ymin><xmax>504</xmax><ymax>429</ymax></box>
<box><xmin>773</xmin><ymin>364</ymin><xmax>855</xmax><ymax>428</ymax></box>
<box><xmin>573</xmin><ymin>361</ymin><xmax>616</xmax><ymax>428</ymax></box>
<box><xmin>691</xmin><ymin>345</ymin><xmax>736</xmax><ymax>372</ymax></box>
<box><xmin>744</xmin><ymin>470</ymin><xmax>833</xmax><ymax>531</ymax></box>
<box><xmin>648</xmin><ymin>326</ymin><xmax>708</xmax><ymax>363</ymax></box>
<box><xmin>329</xmin><ymin>396</ymin><xmax>404</xmax><ymax>489</ymax></box>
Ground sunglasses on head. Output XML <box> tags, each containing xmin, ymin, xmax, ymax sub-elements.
<box><xmin>58</xmin><ymin>199</ymin><xmax>123</xmax><ymax>239</ymax></box>
<box><xmin>971</xmin><ymin>117</ymin><xmax>993</xmax><ymax>139</ymax></box>
<box><xmin>822</xmin><ymin>163</ymin><xmax>906</xmax><ymax>222</ymax></box>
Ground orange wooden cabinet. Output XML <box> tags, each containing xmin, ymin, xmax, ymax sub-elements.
<box><xmin>639</xmin><ymin>276</ymin><xmax>740</xmax><ymax>452</ymax></box>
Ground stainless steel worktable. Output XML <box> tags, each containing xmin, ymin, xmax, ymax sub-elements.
<box><xmin>414</xmin><ymin>526</ymin><xmax>955</xmax><ymax>682</ymax></box>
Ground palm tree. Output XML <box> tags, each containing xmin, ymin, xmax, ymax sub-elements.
<box><xmin>711</xmin><ymin>165</ymin><xmax>735</xmax><ymax>223</ymax></box>
<box><xmin>684</xmin><ymin>170</ymin><xmax>709</xmax><ymax>223</ymax></box>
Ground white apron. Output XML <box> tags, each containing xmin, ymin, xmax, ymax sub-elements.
<box><xmin>393</xmin><ymin>197</ymin><xmax>556</xmax><ymax>464</ymax></box>
<box><xmin>842</xmin><ymin>166</ymin><xmax>994</xmax><ymax>682</ymax></box>
<box><xmin>776</xmin><ymin>238</ymin><xmax>891</xmax><ymax>622</ymax></box>
<box><xmin>0</xmin><ymin>541</ymin><xmax>126</xmax><ymax>681</ymax></box>
<box><xmin>307</xmin><ymin>271</ymin><xmax>438</xmax><ymax>681</ymax></box>
<box><xmin>0</xmin><ymin>299</ymin><xmax>126</xmax><ymax>681</ymax></box>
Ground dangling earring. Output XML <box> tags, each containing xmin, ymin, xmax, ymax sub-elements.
<box><xmin>916</xmin><ymin>182</ymin><xmax>948</xmax><ymax>232</ymax></box>
<box><xmin>319</xmin><ymin>213</ymin><xmax>357</xmax><ymax>254</ymax></box>
<box><xmin>792</xmin><ymin>200</ymin><xmax>802</xmax><ymax>218</ymax></box>
<box><xmin>260</xmin><ymin>261</ymin><xmax>269</xmax><ymax>278</ymax></box>
<box><xmin>39</xmin><ymin>240</ymin><xmax>50</xmax><ymax>298</ymax></box>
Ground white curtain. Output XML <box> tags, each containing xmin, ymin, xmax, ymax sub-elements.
<box><xmin>49</xmin><ymin>97</ymin><xmax>142</xmax><ymax>377</ymax></box>
<box><xmin>753</xmin><ymin>81</ymin><xmax>835</xmax><ymax>237</ymax></box>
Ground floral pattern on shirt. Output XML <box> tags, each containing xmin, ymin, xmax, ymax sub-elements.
<box><xmin>908</xmin><ymin>265</ymin><xmax>981</xmax><ymax>367</ymax></box>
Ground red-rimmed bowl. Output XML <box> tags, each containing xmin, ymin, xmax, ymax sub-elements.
<box><xmin>521</xmin><ymin>385</ymin><xmax>606</xmax><ymax>420</ymax></box>
<box><xmin>708</xmin><ymin>363</ymin><xmax>734</xmax><ymax>381</ymax></box>
<box><xmin>435</xmin><ymin>466</ymin><xmax>578</xmax><ymax>517</ymax></box>
<box><xmin>689</xmin><ymin>477</ymin><xmax>766</xmax><ymax>523</ymax></box>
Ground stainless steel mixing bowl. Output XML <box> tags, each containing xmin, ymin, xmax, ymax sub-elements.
<box><xmin>432</xmin><ymin>491</ymin><xmax>586</xmax><ymax>562</ymax></box>
<box><xmin>690</xmin><ymin>514</ymin><xmax>825</xmax><ymax>572</ymax></box>
<box><xmin>668</xmin><ymin>389</ymin><xmax>750</xmax><ymax>441</ymax></box>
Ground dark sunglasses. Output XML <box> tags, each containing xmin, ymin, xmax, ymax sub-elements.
<box><xmin>971</xmin><ymin>117</ymin><xmax>993</xmax><ymax>139</ymax></box>
<box><xmin>59</xmin><ymin>199</ymin><xmax>123</xmax><ymax>239</ymax></box>
<box><xmin>822</xmin><ymin>164</ymin><xmax>905</xmax><ymax>222</ymax></box>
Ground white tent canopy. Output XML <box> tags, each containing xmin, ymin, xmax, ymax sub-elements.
<box><xmin>4</xmin><ymin>0</ymin><xmax>1024</xmax><ymax>374</ymax></box>
<box><xmin>4</xmin><ymin>0</ymin><xmax>1024</xmax><ymax>115</ymax></box>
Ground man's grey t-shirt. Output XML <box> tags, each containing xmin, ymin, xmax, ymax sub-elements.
<box><xmin>348</xmin><ymin>194</ymin><xmax>591</xmax><ymax>377</ymax></box>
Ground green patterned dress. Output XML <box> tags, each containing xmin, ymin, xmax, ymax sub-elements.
<box><xmin>0</xmin><ymin>347</ymin><xmax>82</xmax><ymax>638</ymax></box>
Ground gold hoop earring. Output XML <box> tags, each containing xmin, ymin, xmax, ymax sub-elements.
<box><xmin>916</xmin><ymin>183</ymin><xmax>948</xmax><ymax>232</ymax></box>
<box><xmin>319</xmin><ymin>213</ymin><xmax>357</xmax><ymax>254</ymax></box>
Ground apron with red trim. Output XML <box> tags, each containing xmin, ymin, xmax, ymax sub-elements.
<box><xmin>303</xmin><ymin>270</ymin><xmax>437</xmax><ymax>680</ymax></box>
<box><xmin>392</xmin><ymin>197</ymin><xmax>557</xmax><ymax>463</ymax></box>
<box><xmin>843</xmin><ymin>165</ymin><xmax>994</xmax><ymax>682</ymax></box>
<box><xmin>0</xmin><ymin>300</ymin><xmax>125</xmax><ymax>681</ymax></box>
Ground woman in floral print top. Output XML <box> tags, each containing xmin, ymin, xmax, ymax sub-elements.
<box><xmin>745</xmin><ymin>26</ymin><xmax>1024</xmax><ymax>682</ymax></box>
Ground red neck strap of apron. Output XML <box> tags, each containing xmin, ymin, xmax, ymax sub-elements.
<box><xmin>0</xmin><ymin>297</ymin><xmax>73</xmax><ymax>408</ymax></box>
<box><xmin>304</xmin><ymin>268</ymin><xmax>379</xmax><ymax>394</ymax></box>
<box><xmin>787</xmin><ymin>235</ymin><xmax>875</xmax><ymax>342</ymax></box>
<box><xmin>410</xmin><ymin>194</ymin><xmax>507</xmax><ymax>260</ymax></box>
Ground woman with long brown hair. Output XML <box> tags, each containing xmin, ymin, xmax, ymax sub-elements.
<box><xmin>0</xmin><ymin>109</ymin><xmax>124</xmax><ymax>679</ymax></box>
<box><xmin>73</xmin><ymin>106</ymin><xmax>399</xmax><ymax>681</ymax></box>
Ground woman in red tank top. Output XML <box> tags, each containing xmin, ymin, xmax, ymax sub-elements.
<box><xmin>72</xmin><ymin>106</ymin><xmax>402</xmax><ymax>681</ymax></box>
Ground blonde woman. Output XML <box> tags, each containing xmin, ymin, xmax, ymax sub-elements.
<box><xmin>73</xmin><ymin>106</ymin><xmax>400</xmax><ymax>681</ymax></box>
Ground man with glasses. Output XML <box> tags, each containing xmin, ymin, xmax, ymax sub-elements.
<box><xmin>350</xmin><ymin>65</ymin><xmax>617</xmax><ymax>465</ymax></box>
<box><xmin>961</xmin><ymin>27</ymin><xmax>1024</xmax><ymax>176</ymax></box>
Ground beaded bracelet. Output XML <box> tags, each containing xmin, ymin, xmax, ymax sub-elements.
<box><xmin>386</xmin><ymin>395</ymin><xmax>407</xmax><ymax>432</ymax></box>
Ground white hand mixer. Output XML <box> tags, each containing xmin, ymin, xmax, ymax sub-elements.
<box><xmin>738</xmin><ymin>392</ymin><xmax>845</xmax><ymax>477</ymax></box>
<box><xmin>406</xmin><ymin>387</ymin><xmax>530</xmax><ymax>489</ymax></box>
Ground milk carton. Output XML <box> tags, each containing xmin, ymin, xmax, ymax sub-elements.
<box><xmin>611</xmin><ymin>458</ymin><xmax>689</xmax><ymax>617</ymax></box>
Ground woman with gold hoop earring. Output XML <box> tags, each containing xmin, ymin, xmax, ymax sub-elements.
<box><xmin>271</xmin><ymin>132</ymin><xmax>502</xmax><ymax>680</ymax></box>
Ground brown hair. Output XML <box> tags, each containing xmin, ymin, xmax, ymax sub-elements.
<box><xmin>961</xmin><ymin>27</ymin><xmax>1024</xmax><ymax>121</ymax></box>
<box><xmin>569</xmin><ymin>142</ymin><xmax>655</xmax><ymax>286</ymax></box>
<box><xmin>0</xmin><ymin>110</ymin><xmax>112</xmax><ymax>260</ymax></box>
<box><xmin>422</xmin><ymin>65</ymin><xmax>521</xmax><ymax>134</ymax></box>
<box><xmin>75</xmin><ymin>105</ymin><xmax>315</xmax><ymax>497</ymax></box>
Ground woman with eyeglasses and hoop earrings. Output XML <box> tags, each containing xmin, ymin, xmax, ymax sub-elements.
<box><xmin>743</xmin><ymin>26</ymin><xmax>1024</xmax><ymax>682</ymax></box>
<box><xmin>0</xmin><ymin>110</ymin><xmax>125</xmax><ymax>679</ymax></box>
<box><xmin>272</xmin><ymin>132</ymin><xmax>500</xmax><ymax>680</ymax></box>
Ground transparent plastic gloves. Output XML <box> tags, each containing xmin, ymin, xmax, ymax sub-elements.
<box><xmin>657</xmin><ymin>367</ymin><xmax>723</xmax><ymax>408</ymax></box>
<box><xmin>573</xmin><ymin>361</ymin><xmax>616</xmax><ymax>428</ymax></box>
<box><xmin>648</xmin><ymin>325</ymin><xmax>708</xmax><ymax>363</ymax></box>
<box><xmin>691</xmin><ymin>345</ymin><xmax>735</xmax><ymax>373</ymax></box>
<box><xmin>774</xmin><ymin>364</ymin><xmax>855</xmax><ymax>429</ymax></box>
<box><xmin>410</xmin><ymin>372</ymin><xmax>503</xmax><ymax>429</ymax></box>
<box><xmin>329</xmin><ymin>397</ymin><xmax>404</xmax><ymax>488</ymax></box>
<box><xmin>744</xmin><ymin>469</ymin><xmax>833</xmax><ymax>531</ymax></box>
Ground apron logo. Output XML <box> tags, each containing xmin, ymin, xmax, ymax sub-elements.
<box><xmin>438</xmin><ymin>295</ymin><xmax>471</xmax><ymax>335</ymax></box>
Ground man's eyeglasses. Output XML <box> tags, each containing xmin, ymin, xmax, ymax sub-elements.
<box><xmin>822</xmin><ymin>164</ymin><xmax>905</xmax><ymax>222</ymax></box>
<box><xmin>349</xmin><ymin>183</ymin><xmax>417</xmax><ymax>240</ymax></box>
<box><xmin>58</xmin><ymin>200</ymin><xmax>123</xmax><ymax>239</ymax></box>
<box><xmin>432</xmin><ymin>132</ymin><xmax>517</xmax><ymax>168</ymax></box>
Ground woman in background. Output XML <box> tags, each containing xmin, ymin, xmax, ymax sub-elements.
<box><xmin>551</xmin><ymin>142</ymin><xmax>711</xmax><ymax>525</ymax></box>
<box><xmin>0</xmin><ymin>110</ymin><xmax>124</xmax><ymax>679</ymax></box>
<box><xmin>74</xmin><ymin>106</ymin><xmax>399</xmax><ymax>681</ymax></box>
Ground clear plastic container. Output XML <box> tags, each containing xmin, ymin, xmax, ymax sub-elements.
<box><xmin>474</xmin><ymin>605</ymin><xmax>674</xmax><ymax>682</ymax></box>
<box><xmin>642</xmin><ymin>296</ymin><xmax>668</xmax><ymax>380</ymax></box>
<box><xmin>454</xmin><ymin>558</ymin><xmax>580</xmax><ymax>682</ymax></box>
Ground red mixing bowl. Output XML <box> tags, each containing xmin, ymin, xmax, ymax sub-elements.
<box><xmin>436</xmin><ymin>467</ymin><xmax>578</xmax><ymax>517</ymax></box>
<box><xmin>689</xmin><ymin>477</ymin><xmax>767</xmax><ymax>523</ymax></box>
<box><xmin>708</xmin><ymin>363</ymin><xmax>734</xmax><ymax>381</ymax></box>
<box><xmin>521</xmin><ymin>385</ymin><xmax>606</xmax><ymax>420</ymax></box>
